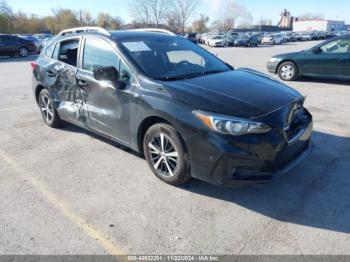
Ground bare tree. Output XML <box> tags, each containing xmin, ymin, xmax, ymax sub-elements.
<box><xmin>79</xmin><ymin>10</ymin><xmax>94</xmax><ymax>26</ymax></box>
<box><xmin>0</xmin><ymin>0</ymin><xmax>11</xmax><ymax>14</ymax></box>
<box><xmin>129</xmin><ymin>0</ymin><xmax>170</xmax><ymax>27</ymax></box>
<box><xmin>192</xmin><ymin>14</ymin><xmax>209</xmax><ymax>33</ymax></box>
<box><xmin>165</xmin><ymin>11</ymin><xmax>181</xmax><ymax>32</ymax></box>
<box><xmin>97</xmin><ymin>12</ymin><xmax>124</xmax><ymax>30</ymax></box>
<box><xmin>150</xmin><ymin>0</ymin><xmax>170</xmax><ymax>26</ymax></box>
<box><xmin>0</xmin><ymin>0</ymin><xmax>12</xmax><ymax>33</ymax></box>
<box><xmin>212</xmin><ymin>1</ymin><xmax>252</xmax><ymax>31</ymax></box>
<box><xmin>173</xmin><ymin>0</ymin><xmax>199</xmax><ymax>33</ymax></box>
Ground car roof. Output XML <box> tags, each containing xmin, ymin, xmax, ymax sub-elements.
<box><xmin>51</xmin><ymin>30</ymin><xmax>178</xmax><ymax>43</ymax></box>
<box><xmin>110</xmin><ymin>30</ymin><xmax>177</xmax><ymax>41</ymax></box>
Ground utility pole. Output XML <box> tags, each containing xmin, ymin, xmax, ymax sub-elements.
<box><xmin>79</xmin><ymin>10</ymin><xmax>82</xmax><ymax>26</ymax></box>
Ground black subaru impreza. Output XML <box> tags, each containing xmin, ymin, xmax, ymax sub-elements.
<box><xmin>32</xmin><ymin>27</ymin><xmax>313</xmax><ymax>187</ymax></box>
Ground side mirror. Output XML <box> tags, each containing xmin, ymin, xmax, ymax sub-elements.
<box><xmin>94</xmin><ymin>66</ymin><xmax>119</xmax><ymax>83</ymax></box>
<box><xmin>311</xmin><ymin>46</ymin><xmax>322</xmax><ymax>54</ymax></box>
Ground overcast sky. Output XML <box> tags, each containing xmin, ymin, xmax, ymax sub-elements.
<box><xmin>6</xmin><ymin>0</ymin><xmax>350</xmax><ymax>25</ymax></box>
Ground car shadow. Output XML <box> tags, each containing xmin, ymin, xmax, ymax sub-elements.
<box><xmin>296</xmin><ymin>76</ymin><xmax>350</xmax><ymax>86</ymax></box>
<box><xmin>58</xmin><ymin>122</ymin><xmax>350</xmax><ymax>234</ymax></box>
<box><xmin>179</xmin><ymin>131</ymin><xmax>350</xmax><ymax>234</ymax></box>
<box><xmin>0</xmin><ymin>55</ymin><xmax>38</xmax><ymax>63</ymax></box>
<box><xmin>60</xmin><ymin>123</ymin><xmax>144</xmax><ymax>159</ymax></box>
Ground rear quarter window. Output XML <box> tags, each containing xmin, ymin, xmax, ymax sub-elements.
<box><xmin>44</xmin><ymin>43</ymin><xmax>55</xmax><ymax>58</ymax></box>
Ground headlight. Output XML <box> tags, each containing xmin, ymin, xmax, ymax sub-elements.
<box><xmin>269</xmin><ymin>57</ymin><xmax>281</xmax><ymax>63</ymax></box>
<box><xmin>193</xmin><ymin>110</ymin><xmax>271</xmax><ymax>136</ymax></box>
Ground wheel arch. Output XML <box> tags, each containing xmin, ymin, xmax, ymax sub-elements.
<box><xmin>34</xmin><ymin>84</ymin><xmax>45</xmax><ymax>104</ymax></box>
<box><xmin>136</xmin><ymin>115</ymin><xmax>188</xmax><ymax>155</ymax></box>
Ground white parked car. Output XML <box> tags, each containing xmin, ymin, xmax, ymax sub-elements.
<box><xmin>261</xmin><ymin>34</ymin><xmax>284</xmax><ymax>45</ymax></box>
<box><xmin>208</xmin><ymin>35</ymin><xmax>226</xmax><ymax>47</ymax></box>
<box><xmin>300</xmin><ymin>32</ymin><xmax>312</xmax><ymax>41</ymax></box>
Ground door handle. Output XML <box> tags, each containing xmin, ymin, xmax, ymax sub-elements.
<box><xmin>47</xmin><ymin>70</ymin><xmax>57</xmax><ymax>77</ymax></box>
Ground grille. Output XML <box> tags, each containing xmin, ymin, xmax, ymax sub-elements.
<box><xmin>284</xmin><ymin>103</ymin><xmax>310</xmax><ymax>142</ymax></box>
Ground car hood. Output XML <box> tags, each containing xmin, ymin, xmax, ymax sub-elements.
<box><xmin>273</xmin><ymin>51</ymin><xmax>301</xmax><ymax>59</ymax></box>
<box><xmin>161</xmin><ymin>69</ymin><xmax>303</xmax><ymax>118</ymax></box>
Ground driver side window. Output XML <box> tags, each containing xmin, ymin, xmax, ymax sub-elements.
<box><xmin>83</xmin><ymin>38</ymin><xmax>119</xmax><ymax>72</ymax></box>
<box><xmin>320</xmin><ymin>39</ymin><xmax>350</xmax><ymax>54</ymax></box>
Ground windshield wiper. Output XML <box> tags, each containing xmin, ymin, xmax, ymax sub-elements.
<box><xmin>156</xmin><ymin>70</ymin><xmax>227</xmax><ymax>81</ymax></box>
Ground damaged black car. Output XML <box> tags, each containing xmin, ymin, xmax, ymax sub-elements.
<box><xmin>32</xmin><ymin>27</ymin><xmax>313</xmax><ymax>187</ymax></box>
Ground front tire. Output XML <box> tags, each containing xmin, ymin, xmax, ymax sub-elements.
<box><xmin>278</xmin><ymin>61</ymin><xmax>298</xmax><ymax>81</ymax></box>
<box><xmin>143</xmin><ymin>123</ymin><xmax>191</xmax><ymax>186</ymax></box>
<box><xmin>38</xmin><ymin>89</ymin><xmax>62</xmax><ymax>128</ymax></box>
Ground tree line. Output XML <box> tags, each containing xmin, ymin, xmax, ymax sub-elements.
<box><xmin>0</xmin><ymin>0</ymin><xmax>124</xmax><ymax>34</ymax></box>
<box><xmin>0</xmin><ymin>0</ymin><xmax>252</xmax><ymax>35</ymax></box>
<box><xmin>1</xmin><ymin>0</ymin><xmax>325</xmax><ymax>35</ymax></box>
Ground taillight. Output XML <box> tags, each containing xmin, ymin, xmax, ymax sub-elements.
<box><xmin>30</xmin><ymin>62</ymin><xmax>38</xmax><ymax>71</ymax></box>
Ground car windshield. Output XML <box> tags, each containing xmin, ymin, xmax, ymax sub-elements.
<box><xmin>119</xmin><ymin>37</ymin><xmax>231</xmax><ymax>81</ymax></box>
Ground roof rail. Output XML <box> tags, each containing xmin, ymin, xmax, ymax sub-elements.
<box><xmin>130</xmin><ymin>28</ymin><xmax>176</xmax><ymax>36</ymax></box>
<box><xmin>58</xmin><ymin>27</ymin><xmax>110</xmax><ymax>37</ymax></box>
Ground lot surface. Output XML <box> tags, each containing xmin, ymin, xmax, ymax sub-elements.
<box><xmin>0</xmin><ymin>41</ymin><xmax>350</xmax><ymax>255</ymax></box>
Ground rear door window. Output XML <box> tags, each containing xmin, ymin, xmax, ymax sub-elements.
<box><xmin>52</xmin><ymin>43</ymin><xmax>59</xmax><ymax>60</ymax></box>
<box><xmin>57</xmin><ymin>39</ymin><xmax>80</xmax><ymax>67</ymax></box>
<box><xmin>44</xmin><ymin>43</ymin><xmax>55</xmax><ymax>58</ymax></box>
<box><xmin>2</xmin><ymin>35</ymin><xmax>17</xmax><ymax>43</ymax></box>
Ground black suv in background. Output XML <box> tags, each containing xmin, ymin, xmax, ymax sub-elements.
<box><xmin>32</xmin><ymin>27</ymin><xmax>313</xmax><ymax>187</ymax></box>
<box><xmin>0</xmin><ymin>34</ymin><xmax>36</xmax><ymax>57</ymax></box>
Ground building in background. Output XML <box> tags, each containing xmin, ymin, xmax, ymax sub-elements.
<box><xmin>293</xmin><ymin>20</ymin><xmax>345</xmax><ymax>32</ymax></box>
<box><xmin>278</xmin><ymin>9</ymin><xmax>296</xmax><ymax>28</ymax></box>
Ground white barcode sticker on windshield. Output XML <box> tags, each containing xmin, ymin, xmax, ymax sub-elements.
<box><xmin>122</xmin><ymin>41</ymin><xmax>152</xmax><ymax>52</ymax></box>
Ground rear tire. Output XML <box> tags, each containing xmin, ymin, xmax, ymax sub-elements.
<box><xmin>143</xmin><ymin>123</ymin><xmax>191</xmax><ymax>186</ymax></box>
<box><xmin>18</xmin><ymin>47</ymin><xmax>28</xmax><ymax>57</ymax></box>
<box><xmin>278</xmin><ymin>61</ymin><xmax>298</xmax><ymax>81</ymax></box>
<box><xmin>38</xmin><ymin>89</ymin><xmax>63</xmax><ymax>128</ymax></box>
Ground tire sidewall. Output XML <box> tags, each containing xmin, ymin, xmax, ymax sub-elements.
<box><xmin>38</xmin><ymin>89</ymin><xmax>60</xmax><ymax>127</ymax></box>
<box><xmin>143</xmin><ymin>124</ymin><xmax>189</xmax><ymax>185</ymax></box>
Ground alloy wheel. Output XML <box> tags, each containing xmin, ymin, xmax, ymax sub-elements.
<box><xmin>40</xmin><ymin>93</ymin><xmax>54</xmax><ymax>124</ymax></box>
<box><xmin>19</xmin><ymin>47</ymin><xmax>28</xmax><ymax>57</ymax></box>
<box><xmin>148</xmin><ymin>133</ymin><xmax>179</xmax><ymax>177</ymax></box>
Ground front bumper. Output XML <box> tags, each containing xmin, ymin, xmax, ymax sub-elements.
<box><xmin>234</xmin><ymin>41</ymin><xmax>247</xmax><ymax>46</ymax></box>
<box><xmin>267</xmin><ymin>61</ymin><xmax>279</xmax><ymax>73</ymax></box>
<box><xmin>212</xmin><ymin>42</ymin><xmax>224</xmax><ymax>47</ymax></box>
<box><xmin>186</xmin><ymin>109</ymin><xmax>313</xmax><ymax>187</ymax></box>
<box><xmin>27</xmin><ymin>44</ymin><xmax>37</xmax><ymax>52</ymax></box>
